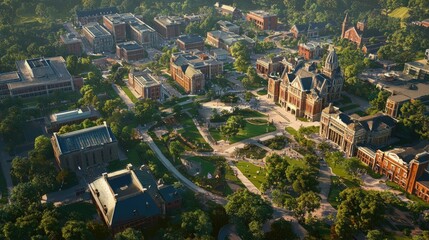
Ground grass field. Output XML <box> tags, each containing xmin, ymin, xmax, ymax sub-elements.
<box><xmin>236</xmin><ymin>161</ymin><xmax>266</xmax><ymax>189</ymax></box>
<box><xmin>388</xmin><ymin>7</ymin><xmax>410</xmax><ymax>19</ymax></box>
<box><xmin>121</xmin><ymin>85</ymin><xmax>138</xmax><ymax>103</ymax></box>
<box><xmin>179</xmin><ymin>117</ymin><xmax>212</xmax><ymax>151</ymax></box>
<box><xmin>325</xmin><ymin>158</ymin><xmax>360</xmax><ymax>187</ymax></box>
<box><xmin>210</xmin><ymin>122</ymin><xmax>276</xmax><ymax>143</ymax></box>
<box><xmin>186</xmin><ymin>156</ymin><xmax>216</xmax><ymax>176</ymax></box>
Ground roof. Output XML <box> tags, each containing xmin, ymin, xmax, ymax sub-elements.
<box><xmin>249</xmin><ymin>10</ymin><xmax>276</xmax><ymax>17</ymax></box>
<box><xmin>154</xmin><ymin>16</ymin><xmax>184</xmax><ymax>26</ymax></box>
<box><xmin>158</xmin><ymin>185</ymin><xmax>181</xmax><ymax>204</ymax></box>
<box><xmin>417</xmin><ymin>171</ymin><xmax>429</xmax><ymax>188</ymax></box>
<box><xmin>219</xmin><ymin>4</ymin><xmax>237</xmax><ymax>12</ymax></box>
<box><xmin>83</xmin><ymin>22</ymin><xmax>112</xmax><ymax>38</ymax></box>
<box><xmin>132</xmin><ymin>68</ymin><xmax>161</xmax><ymax>88</ymax></box>
<box><xmin>211</xmin><ymin>48</ymin><xmax>229</xmax><ymax>56</ymax></box>
<box><xmin>61</xmin><ymin>33</ymin><xmax>82</xmax><ymax>44</ymax></box>
<box><xmin>54</xmin><ymin>123</ymin><xmax>116</xmax><ymax>154</ymax></box>
<box><xmin>177</xmin><ymin>34</ymin><xmax>203</xmax><ymax>44</ymax></box>
<box><xmin>76</xmin><ymin>7</ymin><xmax>117</xmax><ymax>18</ymax></box>
<box><xmin>0</xmin><ymin>72</ymin><xmax>20</xmax><ymax>84</ymax></box>
<box><xmin>89</xmin><ymin>166</ymin><xmax>162</xmax><ymax>227</ymax></box>
<box><xmin>299</xmin><ymin>41</ymin><xmax>321</xmax><ymax>50</ymax></box>
<box><xmin>49</xmin><ymin>106</ymin><xmax>100</xmax><ymax>125</ymax></box>
<box><xmin>387</xmin><ymin>142</ymin><xmax>429</xmax><ymax>164</ymax></box>
<box><xmin>293</xmin><ymin>22</ymin><xmax>328</xmax><ymax>32</ymax></box>
<box><xmin>405</xmin><ymin>59</ymin><xmax>429</xmax><ymax>72</ymax></box>
<box><xmin>357</xmin><ymin>113</ymin><xmax>396</xmax><ymax>132</ymax></box>
<box><xmin>116</xmin><ymin>41</ymin><xmax>143</xmax><ymax>51</ymax></box>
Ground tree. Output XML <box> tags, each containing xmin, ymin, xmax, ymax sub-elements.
<box><xmin>248</xmin><ymin>220</ymin><xmax>264</xmax><ymax>240</ymax></box>
<box><xmin>115</xmin><ymin>228</ymin><xmax>144</xmax><ymax>240</ymax></box>
<box><xmin>11</xmin><ymin>156</ymin><xmax>30</xmax><ymax>182</ymax></box>
<box><xmin>266</xmin><ymin>154</ymin><xmax>289</xmax><ymax>189</ymax></box>
<box><xmin>169</xmin><ymin>141</ymin><xmax>183</xmax><ymax>162</ymax></box>
<box><xmin>33</xmin><ymin>135</ymin><xmax>53</xmax><ymax>158</ymax></box>
<box><xmin>366</xmin><ymin>230</ymin><xmax>384</xmax><ymax>240</ymax></box>
<box><xmin>368</xmin><ymin>91</ymin><xmax>390</xmax><ymax>114</ymax></box>
<box><xmin>62</xmin><ymin>221</ymin><xmax>92</xmax><ymax>240</ymax></box>
<box><xmin>66</xmin><ymin>55</ymin><xmax>78</xmax><ymax>75</ymax></box>
<box><xmin>10</xmin><ymin>182</ymin><xmax>40</xmax><ymax>209</ymax></box>
<box><xmin>344</xmin><ymin>157</ymin><xmax>363</xmax><ymax>177</ymax></box>
<box><xmin>294</xmin><ymin>191</ymin><xmax>321</xmax><ymax>222</ymax></box>
<box><xmin>39</xmin><ymin>210</ymin><xmax>61</xmax><ymax>239</ymax></box>
<box><xmin>225</xmin><ymin>189</ymin><xmax>273</xmax><ymax>225</ymax></box>
<box><xmin>181</xmin><ymin>209</ymin><xmax>212</xmax><ymax>237</ymax></box>
<box><xmin>230</xmin><ymin>41</ymin><xmax>250</xmax><ymax>72</ymax></box>
<box><xmin>400</xmin><ymin>100</ymin><xmax>429</xmax><ymax>139</ymax></box>
<box><xmin>220</xmin><ymin>115</ymin><xmax>245</xmax><ymax>140</ymax></box>
<box><xmin>265</xmin><ymin>218</ymin><xmax>297</xmax><ymax>240</ymax></box>
<box><xmin>173</xmin><ymin>104</ymin><xmax>183</xmax><ymax>116</ymax></box>
<box><xmin>326</xmin><ymin>151</ymin><xmax>344</xmax><ymax>167</ymax></box>
<box><xmin>134</xmin><ymin>99</ymin><xmax>159</xmax><ymax>124</ymax></box>
<box><xmin>208</xmin><ymin>204</ymin><xmax>228</xmax><ymax>236</ymax></box>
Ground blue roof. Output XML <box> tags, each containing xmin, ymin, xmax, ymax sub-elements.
<box><xmin>55</xmin><ymin>124</ymin><xmax>116</xmax><ymax>154</ymax></box>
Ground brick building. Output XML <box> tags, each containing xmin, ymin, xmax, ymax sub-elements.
<box><xmin>75</xmin><ymin>7</ymin><xmax>117</xmax><ymax>26</ymax></box>
<box><xmin>214</xmin><ymin>2</ymin><xmax>242</xmax><ymax>19</ymax></box>
<box><xmin>246</xmin><ymin>10</ymin><xmax>277</xmax><ymax>30</ymax></box>
<box><xmin>267</xmin><ymin>47</ymin><xmax>344</xmax><ymax>121</ymax></box>
<box><xmin>116</xmin><ymin>41</ymin><xmax>146</xmax><ymax>62</ymax></box>
<box><xmin>103</xmin><ymin>13</ymin><xmax>160</xmax><ymax>48</ymax></box>
<box><xmin>357</xmin><ymin>143</ymin><xmax>429</xmax><ymax>202</ymax></box>
<box><xmin>170</xmin><ymin>52</ymin><xmax>223</xmax><ymax>94</ymax></box>
<box><xmin>320</xmin><ymin>105</ymin><xmax>396</xmax><ymax>157</ymax></box>
<box><xmin>51</xmin><ymin>122</ymin><xmax>119</xmax><ymax>172</ymax></box>
<box><xmin>83</xmin><ymin>22</ymin><xmax>114</xmax><ymax>53</ymax></box>
<box><xmin>128</xmin><ymin>68</ymin><xmax>162</xmax><ymax>100</ymax></box>
<box><xmin>176</xmin><ymin>35</ymin><xmax>204</xmax><ymax>51</ymax></box>
<box><xmin>217</xmin><ymin>20</ymin><xmax>240</xmax><ymax>34</ymax></box>
<box><xmin>298</xmin><ymin>42</ymin><xmax>323</xmax><ymax>60</ymax></box>
<box><xmin>0</xmin><ymin>57</ymin><xmax>76</xmax><ymax>98</ymax></box>
<box><xmin>89</xmin><ymin>164</ymin><xmax>181</xmax><ymax>233</ymax></box>
<box><xmin>60</xmin><ymin>33</ymin><xmax>83</xmax><ymax>56</ymax></box>
<box><xmin>154</xmin><ymin>16</ymin><xmax>184</xmax><ymax>39</ymax></box>
<box><xmin>256</xmin><ymin>56</ymin><xmax>285</xmax><ymax>76</ymax></box>
<box><xmin>206</xmin><ymin>30</ymin><xmax>255</xmax><ymax>51</ymax></box>
<box><xmin>290</xmin><ymin>22</ymin><xmax>328</xmax><ymax>39</ymax></box>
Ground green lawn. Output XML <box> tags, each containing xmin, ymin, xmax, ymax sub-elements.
<box><xmin>108</xmin><ymin>147</ymin><xmax>145</xmax><ymax>172</ymax></box>
<box><xmin>325</xmin><ymin>158</ymin><xmax>360</xmax><ymax>187</ymax></box>
<box><xmin>257</xmin><ymin>89</ymin><xmax>267</xmax><ymax>95</ymax></box>
<box><xmin>388</xmin><ymin>7</ymin><xmax>410</xmax><ymax>19</ymax></box>
<box><xmin>210</xmin><ymin>122</ymin><xmax>276</xmax><ymax>144</ymax></box>
<box><xmin>386</xmin><ymin>181</ymin><xmax>429</xmax><ymax>208</ymax></box>
<box><xmin>179</xmin><ymin>117</ymin><xmax>213</xmax><ymax>152</ymax></box>
<box><xmin>185</xmin><ymin>156</ymin><xmax>216</xmax><ymax>176</ymax></box>
<box><xmin>286</xmin><ymin>158</ymin><xmax>306</xmax><ymax>168</ymax></box>
<box><xmin>235</xmin><ymin>161</ymin><xmax>266</xmax><ymax>189</ymax></box>
<box><xmin>285</xmin><ymin>127</ymin><xmax>299</xmax><ymax>138</ymax></box>
<box><xmin>121</xmin><ymin>85</ymin><xmax>138</xmax><ymax>103</ymax></box>
<box><xmin>58</xmin><ymin>202</ymin><xmax>97</xmax><ymax>221</ymax></box>
<box><xmin>328</xmin><ymin>176</ymin><xmax>348</xmax><ymax>209</ymax></box>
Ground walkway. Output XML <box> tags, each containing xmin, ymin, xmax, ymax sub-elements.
<box><xmin>142</xmin><ymin>133</ymin><xmax>226</xmax><ymax>205</ymax></box>
<box><xmin>313</xmin><ymin>163</ymin><xmax>337</xmax><ymax>221</ymax></box>
<box><xmin>111</xmin><ymin>84</ymin><xmax>135</xmax><ymax>110</ymax></box>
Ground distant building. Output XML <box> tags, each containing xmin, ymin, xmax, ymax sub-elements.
<box><xmin>116</xmin><ymin>41</ymin><xmax>146</xmax><ymax>62</ymax></box>
<box><xmin>51</xmin><ymin>122</ymin><xmax>119</xmax><ymax>172</ymax></box>
<box><xmin>341</xmin><ymin>14</ymin><xmax>385</xmax><ymax>49</ymax></box>
<box><xmin>45</xmin><ymin>106</ymin><xmax>101</xmax><ymax>132</ymax></box>
<box><xmin>412</xmin><ymin>19</ymin><xmax>429</xmax><ymax>28</ymax></box>
<box><xmin>357</xmin><ymin>142</ymin><xmax>429</xmax><ymax>202</ymax></box>
<box><xmin>206</xmin><ymin>30</ymin><xmax>255</xmax><ymax>51</ymax></box>
<box><xmin>267</xmin><ymin>47</ymin><xmax>344</xmax><ymax>121</ymax></box>
<box><xmin>246</xmin><ymin>10</ymin><xmax>277</xmax><ymax>30</ymax></box>
<box><xmin>214</xmin><ymin>2</ymin><xmax>242</xmax><ymax>19</ymax></box>
<box><xmin>176</xmin><ymin>35</ymin><xmax>204</xmax><ymax>51</ymax></box>
<box><xmin>320</xmin><ymin>106</ymin><xmax>396</xmax><ymax>157</ymax></box>
<box><xmin>403</xmin><ymin>59</ymin><xmax>429</xmax><ymax>81</ymax></box>
<box><xmin>103</xmin><ymin>13</ymin><xmax>160</xmax><ymax>48</ymax></box>
<box><xmin>128</xmin><ymin>68</ymin><xmax>162</xmax><ymax>100</ymax></box>
<box><xmin>290</xmin><ymin>22</ymin><xmax>329</xmax><ymax>39</ymax></box>
<box><xmin>217</xmin><ymin>20</ymin><xmax>240</xmax><ymax>34</ymax></box>
<box><xmin>75</xmin><ymin>7</ymin><xmax>118</xmax><ymax>26</ymax></box>
<box><xmin>211</xmin><ymin>48</ymin><xmax>229</xmax><ymax>61</ymax></box>
<box><xmin>0</xmin><ymin>57</ymin><xmax>76</xmax><ymax>98</ymax></box>
<box><xmin>256</xmin><ymin>56</ymin><xmax>285</xmax><ymax>76</ymax></box>
<box><xmin>170</xmin><ymin>52</ymin><xmax>223</xmax><ymax>94</ymax></box>
<box><xmin>183</xmin><ymin>14</ymin><xmax>205</xmax><ymax>25</ymax></box>
<box><xmin>83</xmin><ymin>22</ymin><xmax>114</xmax><ymax>53</ymax></box>
<box><xmin>154</xmin><ymin>16</ymin><xmax>184</xmax><ymax>39</ymax></box>
<box><xmin>89</xmin><ymin>164</ymin><xmax>182</xmax><ymax>233</ymax></box>
<box><xmin>298</xmin><ymin>42</ymin><xmax>323</xmax><ymax>60</ymax></box>
<box><xmin>60</xmin><ymin>33</ymin><xmax>83</xmax><ymax>56</ymax></box>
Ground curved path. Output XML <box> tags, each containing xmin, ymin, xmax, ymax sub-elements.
<box><xmin>142</xmin><ymin>133</ymin><xmax>226</xmax><ymax>205</ymax></box>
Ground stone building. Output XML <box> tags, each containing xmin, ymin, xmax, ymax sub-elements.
<box><xmin>89</xmin><ymin>164</ymin><xmax>182</xmax><ymax>233</ymax></box>
<box><xmin>357</xmin><ymin>143</ymin><xmax>429</xmax><ymax>202</ymax></box>
<box><xmin>246</xmin><ymin>10</ymin><xmax>277</xmax><ymax>30</ymax></box>
<box><xmin>128</xmin><ymin>68</ymin><xmax>162</xmax><ymax>100</ymax></box>
<box><xmin>0</xmin><ymin>57</ymin><xmax>76</xmax><ymax>98</ymax></box>
<box><xmin>214</xmin><ymin>2</ymin><xmax>242</xmax><ymax>19</ymax></box>
<box><xmin>320</xmin><ymin>106</ymin><xmax>396</xmax><ymax>157</ymax></box>
<box><xmin>83</xmin><ymin>22</ymin><xmax>114</xmax><ymax>53</ymax></box>
<box><xmin>170</xmin><ymin>52</ymin><xmax>223</xmax><ymax>94</ymax></box>
<box><xmin>267</xmin><ymin>47</ymin><xmax>344</xmax><ymax>121</ymax></box>
<box><xmin>51</xmin><ymin>122</ymin><xmax>119</xmax><ymax>172</ymax></box>
<box><xmin>290</xmin><ymin>22</ymin><xmax>328</xmax><ymax>39</ymax></box>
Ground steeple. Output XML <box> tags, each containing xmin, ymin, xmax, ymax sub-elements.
<box><xmin>341</xmin><ymin>13</ymin><xmax>349</xmax><ymax>39</ymax></box>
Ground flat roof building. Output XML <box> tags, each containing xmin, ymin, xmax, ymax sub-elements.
<box><xmin>176</xmin><ymin>34</ymin><xmax>204</xmax><ymax>51</ymax></box>
<box><xmin>89</xmin><ymin>164</ymin><xmax>181</xmax><ymax>233</ymax></box>
<box><xmin>116</xmin><ymin>41</ymin><xmax>146</xmax><ymax>62</ymax></box>
<box><xmin>51</xmin><ymin>122</ymin><xmax>119</xmax><ymax>172</ymax></box>
<box><xmin>246</xmin><ymin>10</ymin><xmax>278</xmax><ymax>30</ymax></box>
<box><xmin>154</xmin><ymin>16</ymin><xmax>184</xmax><ymax>39</ymax></box>
<box><xmin>45</xmin><ymin>106</ymin><xmax>101</xmax><ymax>132</ymax></box>
<box><xmin>60</xmin><ymin>33</ymin><xmax>83</xmax><ymax>56</ymax></box>
<box><xmin>217</xmin><ymin>20</ymin><xmax>240</xmax><ymax>34</ymax></box>
<box><xmin>0</xmin><ymin>57</ymin><xmax>75</xmax><ymax>98</ymax></box>
<box><xmin>128</xmin><ymin>68</ymin><xmax>162</xmax><ymax>100</ymax></box>
<box><xmin>83</xmin><ymin>22</ymin><xmax>114</xmax><ymax>53</ymax></box>
<box><xmin>76</xmin><ymin>7</ymin><xmax>118</xmax><ymax>26</ymax></box>
<box><xmin>206</xmin><ymin>30</ymin><xmax>255</xmax><ymax>51</ymax></box>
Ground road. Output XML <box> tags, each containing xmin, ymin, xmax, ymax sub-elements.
<box><xmin>142</xmin><ymin>132</ymin><xmax>227</xmax><ymax>205</ymax></box>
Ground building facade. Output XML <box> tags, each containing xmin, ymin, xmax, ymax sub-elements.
<box><xmin>217</xmin><ymin>20</ymin><xmax>240</xmax><ymax>34</ymax></box>
<box><xmin>89</xmin><ymin>164</ymin><xmax>181</xmax><ymax>233</ymax></box>
<box><xmin>320</xmin><ymin>105</ymin><xmax>396</xmax><ymax>157</ymax></box>
<box><xmin>83</xmin><ymin>22</ymin><xmax>114</xmax><ymax>53</ymax></box>
<box><xmin>206</xmin><ymin>30</ymin><xmax>255</xmax><ymax>51</ymax></box>
<box><xmin>341</xmin><ymin>13</ymin><xmax>385</xmax><ymax>50</ymax></box>
<box><xmin>154</xmin><ymin>16</ymin><xmax>184</xmax><ymax>39</ymax></box>
<box><xmin>75</xmin><ymin>7</ymin><xmax>118</xmax><ymax>26</ymax></box>
<box><xmin>128</xmin><ymin>68</ymin><xmax>162</xmax><ymax>100</ymax></box>
<box><xmin>0</xmin><ymin>57</ymin><xmax>75</xmax><ymax>98</ymax></box>
<box><xmin>290</xmin><ymin>22</ymin><xmax>328</xmax><ymax>39</ymax></box>
<box><xmin>170</xmin><ymin>52</ymin><xmax>223</xmax><ymax>94</ymax></box>
<box><xmin>214</xmin><ymin>2</ymin><xmax>242</xmax><ymax>19</ymax></box>
<box><xmin>246</xmin><ymin>10</ymin><xmax>277</xmax><ymax>30</ymax></box>
<box><xmin>267</xmin><ymin>48</ymin><xmax>344</xmax><ymax>121</ymax></box>
<box><xmin>116</xmin><ymin>41</ymin><xmax>146</xmax><ymax>62</ymax></box>
<box><xmin>357</xmin><ymin>143</ymin><xmax>429</xmax><ymax>202</ymax></box>
<box><xmin>51</xmin><ymin>122</ymin><xmax>119</xmax><ymax>172</ymax></box>
<box><xmin>176</xmin><ymin>35</ymin><xmax>204</xmax><ymax>51</ymax></box>
<box><xmin>60</xmin><ymin>33</ymin><xmax>83</xmax><ymax>56</ymax></box>
<box><xmin>298</xmin><ymin>42</ymin><xmax>323</xmax><ymax>60</ymax></box>
<box><xmin>256</xmin><ymin>56</ymin><xmax>285</xmax><ymax>76</ymax></box>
